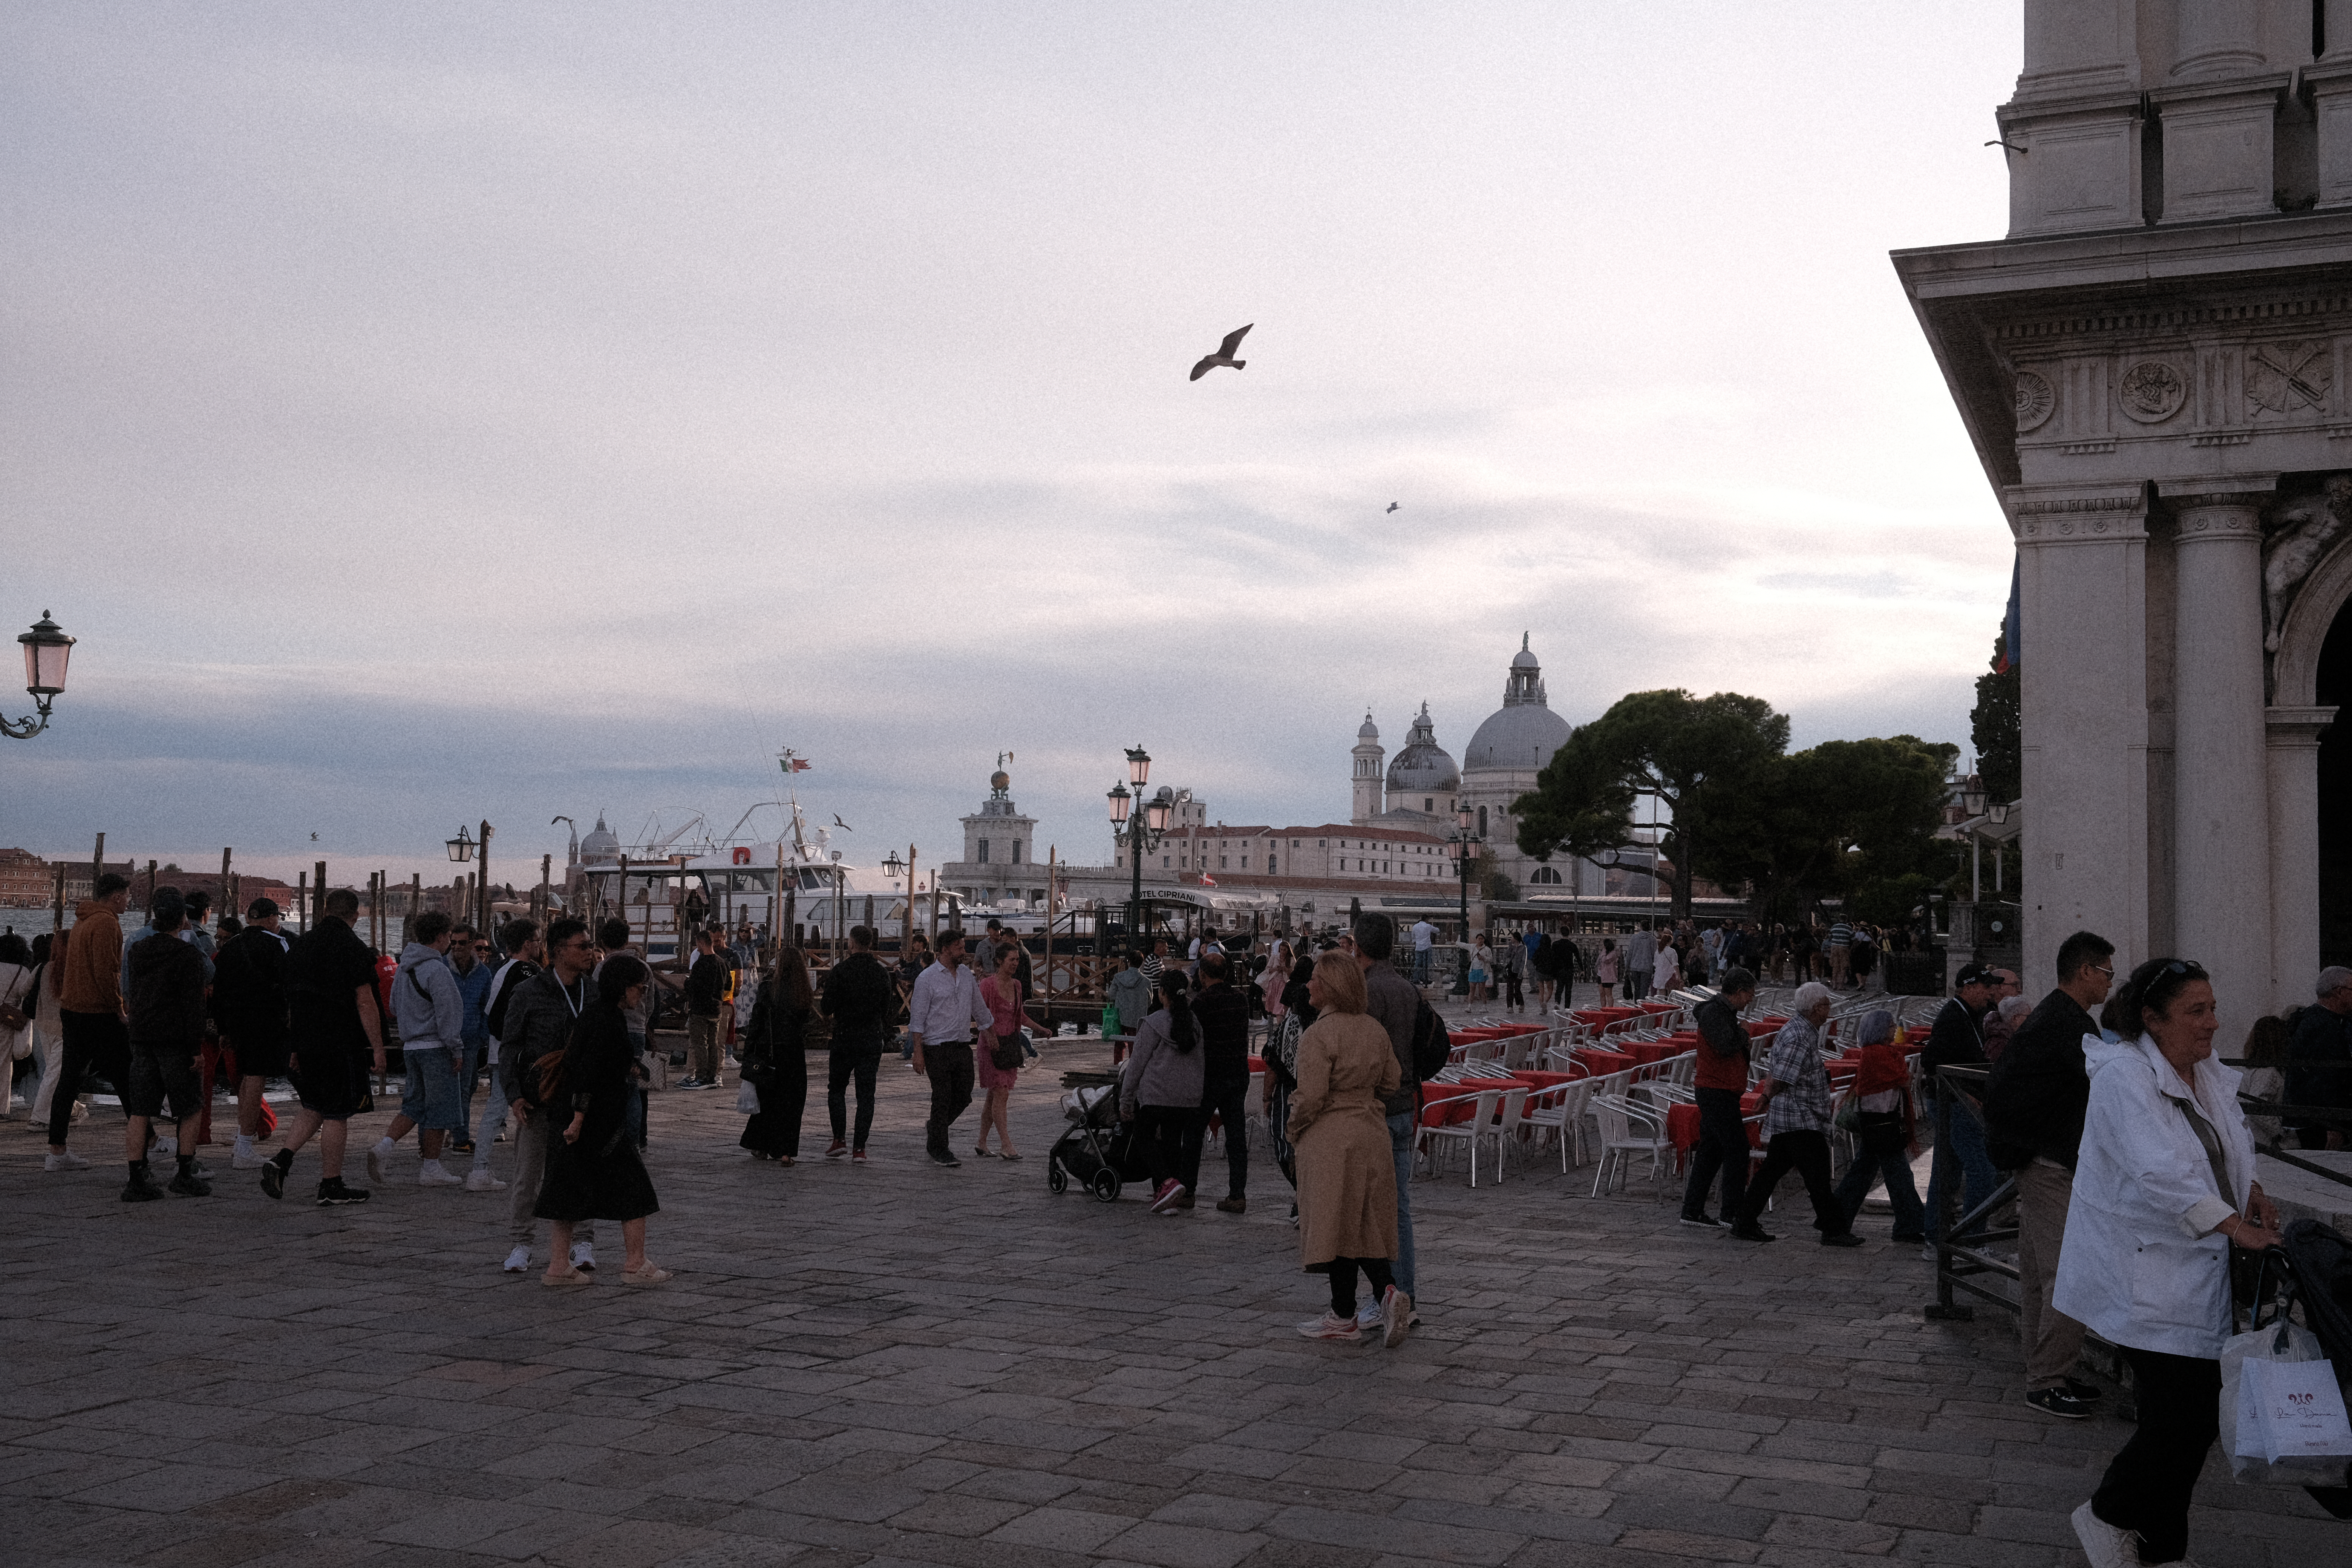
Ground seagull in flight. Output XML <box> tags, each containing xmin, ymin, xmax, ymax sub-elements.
<box><xmin>832</xmin><ymin>815</ymin><xmax>854</xmax><ymax>832</ymax></box>
<box><xmin>1190</xmin><ymin>323</ymin><xmax>1251</xmax><ymax>381</ymax></box>
<box><xmin>309</xmin><ymin>832</ymin><xmax>318</xmax><ymax>842</ymax></box>
<box><xmin>1386</xmin><ymin>502</ymin><xmax>1399</xmax><ymax>513</ymax></box>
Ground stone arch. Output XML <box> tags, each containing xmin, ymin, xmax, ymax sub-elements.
<box><xmin>2272</xmin><ymin>523</ymin><xmax>2352</xmax><ymax>705</ymax></box>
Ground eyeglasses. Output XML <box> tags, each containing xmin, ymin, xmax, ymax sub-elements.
<box><xmin>2087</xmin><ymin>964</ymin><xmax>2115</xmax><ymax>978</ymax></box>
<box><xmin>2164</xmin><ymin>959</ymin><xmax>2207</xmax><ymax>977</ymax></box>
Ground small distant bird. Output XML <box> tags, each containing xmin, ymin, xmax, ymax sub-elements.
<box><xmin>309</xmin><ymin>832</ymin><xmax>318</xmax><ymax>842</ymax></box>
<box><xmin>1190</xmin><ymin>323</ymin><xmax>1251</xmax><ymax>381</ymax></box>
<box><xmin>832</xmin><ymin>815</ymin><xmax>854</xmax><ymax>832</ymax></box>
<box><xmin>1386</xmin><ymin>502</ymin><xmax>1399</xmax><ymax>513</ymax></box>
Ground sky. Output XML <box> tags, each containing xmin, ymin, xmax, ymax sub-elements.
<box><xmin>2</xmin><ymin>2</ymin><xmax>2024</xmax><ymax>890</ymax></box>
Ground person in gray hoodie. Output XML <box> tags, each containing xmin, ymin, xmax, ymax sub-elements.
<box><xmin>1119</xmin><ymin>969</ymin><xmax>1203</xmax><ymax>1214</ymax></box>
<box><xmin>369</xmin><ymin>910</ymin><xmax>467</xmax><ymax>1188</ymax></box>
<box><xmin>1106</xmin><ymin>950</ymin><xmax>1152</xmax><ymax>1037</ymax></box>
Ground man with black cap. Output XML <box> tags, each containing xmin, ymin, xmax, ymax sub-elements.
<box><xmin>1921</xmin><ymin>963</ymin><xmax>2001</xmax><ymax>1256</ymax></box>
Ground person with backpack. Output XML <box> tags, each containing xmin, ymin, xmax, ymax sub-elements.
<box><xmin>1353</xmin><ymin>913</ymin><xmax>1429</xmax><ymax>1332</ymax></box>
<box><xmin>368</xmin><ymin>910</ymin><xmax>467</xmax><ymax>1189</ymax></box>
<box><xmin>497</xmin><ymin>917</ymin><xmax>599</xmax><ymax>1275</ymax></box>
<box><xmin>464</xmin><ymin>918</ymin><xmax>543</xmax><ymax>1193</ymax></box>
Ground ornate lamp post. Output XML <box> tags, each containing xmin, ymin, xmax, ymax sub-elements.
<box><xmin>446</xmin><ymin>826</ymin><xmax>474</xmax><ymax>863</ymax></box>
<box><xmin>1108</xmin><ymin>744</ymin><xmax>1172</xmax><ymax>945</ymax></box>
<box><xmin>3</xmin><ymin>611</ymin><xmax>76</xmax><ymax>740</ymax></box>
<box><xmin>1449</xmin><ymin>804</ymin><xmax>1481</xmax><ymax>996</ymax></box>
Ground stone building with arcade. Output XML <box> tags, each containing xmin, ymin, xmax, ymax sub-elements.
<box><xmin>1897</xmin><ymin>0</ymin><xmax>2352</xmax><ymax>1013</ymax></box>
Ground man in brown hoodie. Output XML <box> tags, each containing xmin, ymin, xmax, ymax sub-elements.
<box><xmin>47</xmin><ymin>873</ymin><xmax>131</xmax><ymax>1169</ymax></box>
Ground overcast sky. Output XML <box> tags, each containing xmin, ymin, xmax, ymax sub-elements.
<box><xmin>3</xmin><ymin>2</ymin><xmax>2022</xmax><ymax>890</ymax></box>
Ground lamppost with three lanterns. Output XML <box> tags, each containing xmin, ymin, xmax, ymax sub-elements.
<box><xmin>1447</xmin><ymin>804</ymin><xmax>1481</xmax><ymax>995</ymax></box>
<box><xmin>1107</xmin><ymin>744</ymin><xmax>1173</xmax><ymax>947</ymax></box>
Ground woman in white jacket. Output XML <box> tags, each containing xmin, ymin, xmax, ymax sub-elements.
<box><xmin>2056</xmin><ymin>958</ymin><xmax>2282</xmax><ymax>1568</ymax></box>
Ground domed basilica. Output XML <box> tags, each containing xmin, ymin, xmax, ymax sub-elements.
<box><xmin>1351</xmin><ymin>634</ymin><xmax>1575</xmax><ymax>892</ymax></box>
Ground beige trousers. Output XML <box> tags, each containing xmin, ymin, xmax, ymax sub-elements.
<box><xmin>2015</xmin><ymin>1156</ymin><xmax>2087</xmax><ymax>1390</ymax></box>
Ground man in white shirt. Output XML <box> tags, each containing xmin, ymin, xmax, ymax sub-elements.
<box><xmin>906</xmin><ymin>931</ymin><xmax>994</xmax><ymax>1168</ymax></box>
<box><xmin>1409</xmin><ymin>918</ymin><xmax>1436</xmax><ymax>985</ymax></box>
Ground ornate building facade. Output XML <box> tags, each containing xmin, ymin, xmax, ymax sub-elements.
<box><xmin>1899</xmin><ymin>0</ymin><xmax>2352</xmax><ymax>1008</ymax></box>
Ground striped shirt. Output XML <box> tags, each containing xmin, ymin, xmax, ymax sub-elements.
<box><xmin>1760</xmin><ymin>1014</ymin><xmax>1834</xmax><ymax>1138</ymax></box>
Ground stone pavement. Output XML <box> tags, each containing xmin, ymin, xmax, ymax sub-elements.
<box><xmin>5</xmin><ymin>1035</ymin><xmax>2343</xmax><ymax>1568</ymax></box>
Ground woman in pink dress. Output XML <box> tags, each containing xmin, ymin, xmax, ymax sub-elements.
<box><xmin>1259</xmin><ymin>940</ymin><xmax>1292</xmax><ymax>1020</ymax></box>
<box><xmin>975</xmin><ymin>942</ymin><xmax>1029</xmax><ymax>1160</ymax></box>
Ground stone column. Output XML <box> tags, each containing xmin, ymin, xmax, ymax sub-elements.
<box><xmin>2314</xmin><ymin>0</ymin><xmax>2352</xmax><ymax>206</ymax></box>
<box><xmin>2006</xmin><ymin>485</ymin><xmax>2153</xmax><ymax>995</ymax></box>
<box><xmin>2153</xmin><ymin>2</ymin><xmax>2288</xmax><ymax>224</ymax></box>
<box><xmin>1999</xmin><ymin>0</ymin><xmax>2144</xmax><ymax>237</ymax></box>
<box><xmin>2169</xmin><ymin>492</ymin><xmax>2272</xmax><ymax>1022</ymax></box>
<box><xmin>2267</xmin><ymin>706</ymin><xmax>2338</xmax><ymax>1017</ymax></box>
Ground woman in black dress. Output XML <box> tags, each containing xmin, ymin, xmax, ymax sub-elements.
<box><xmin>536</xmin><ymin>955</ymin><xmax>666</xmax><ymax>1286</ymax></box>
<box><xmin>739</xmin><ymin>946</ymin><xmax>813</xmax><ymax>1163</ymax></box>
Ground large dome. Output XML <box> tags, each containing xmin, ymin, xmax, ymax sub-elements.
<box><xmin>1464</xmin><ymin>636</ymin><xmax>1570</xmax><ymax>773</ymax></box>
<box><xmin>1386</xmin><ymin>702</ymin><xmax>1459</xmax><ymax>793</ymax></box>
<box><xmin>579</xmin><ymin>814</ymin><xmax>621</xmax><ymax>862</ymax></box>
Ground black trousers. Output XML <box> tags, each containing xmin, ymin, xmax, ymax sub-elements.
<box><xmin>1735</xmin><ymin>1129</ymin><xmax>1850</xmax><ymax>1236</ymax></box>
<box><xmin>739</xmin><ymin>1051</ymin><xmax>807</xmax><ymax>1158</ymax></box>
<box><xmin>1681</xmin><ymin>1086</ymin><xmax>1750</xmax><ymax>1220</ymax></box>
<box><xmin>1324</xmin><ymin>1256</ymin><xmax>1395</xmax><ymax>1317</ymax></box>
<box><xmin>51</xmin><ymin>1009</ymin><xmax>131</xmax><ymax>1146</ymax></box>
<box><xmin>828</xmin><ymin>1038</ymin><xmax>883</xmax><ymax>1148</ymax></box>
<box><xmin>1135</xmin><ymin>1104</ymin><xmax>1191</xmax><ymax>1188</ymax></box>
<box><xmin>922</xmin><ymin>1042</ymin><xmax>975</xmax><ymax>1155</ymax></box>
<box><xmin>1184</xmin><ymin>1083</ymin><xmax>1250</xmax><ymax>1200</ymax></box>
<box><xmin>2091</xmin><ymin>1347</ymin><xmax>2221</xmax><ymax>1563</ymax></box>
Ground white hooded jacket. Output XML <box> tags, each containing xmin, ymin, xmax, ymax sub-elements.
<box><xmin>2052</xmin><ymin>1032</ymin><xmax>2256</xmax><ymax>1358</ymax></box>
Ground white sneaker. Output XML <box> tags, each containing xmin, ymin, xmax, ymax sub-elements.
<box><xmin>464</xmin><ymin>1168</ymin><xmax>507</xmax><ymax>1192</ymax></box>
<box><xmin>231</xmin><ymin>1145</ymin><xmax>270</xmax><ymax>1169</ymax></box>
<box><xmin>570</xmin><ymin>1242</ymin><xmax>596</xmax><ymax>1272</ymax></box>
<box><xmin>1382</xmin><ymin>1286</ymin><xmax>1413</xmax><ymax>1349</ymax></box>
<box><xmin>1297</xmin><ymin>1312</ymin><xmax>1361</xmax><ymax>1341</ymax></box>
<box><xmin>417</xmin><ymin>1162</ymin><xmax>462</xmax><ymax>1187</ymax></box>
<box><xmin>366</xmin><ymin>1141</ymin><xmax>390</xmax><ymax>1184</ymax></box>
<box><xmin>2069</xmin><ymin>1502</ymin><xmax>2142</xmax><ymax>1568</ymax></box>
<box><xmin>154</xmin><ymin>1136</ymin><xmax>178</xmax><ymax>1157</ymax></box>
<box><xmin>43</xmin><ymin>1151</ymin><xmax>89</xmax><ymax>1172</ymax></box>
<box><xmin>502</xmin><ymin>1244</ymin><xmax>531</xmax><ymax>1273</ymax></box>
<box><xmin>1354</xmin><ymin>1298</ymin><xmax>1381</xmax><ymax>1330</ymax></box>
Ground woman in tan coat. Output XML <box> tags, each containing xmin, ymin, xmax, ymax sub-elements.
<box><xmin>1289</xmin><ymin>950</ymin><xmax>1407</xmax><ymax>1346</ymax></box>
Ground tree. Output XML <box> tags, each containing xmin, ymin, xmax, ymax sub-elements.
<box><xmin>1513</xmin><ymin>689</ymin><xmax>1789</xmax><ymax>918</ymax></box>
<box><xmin>1972</xmin><ymin>627</ymin><xmax>2020</xmax><ymax>805</ymax></box>
<box><xmin>1692</xmin><ymin>734</ymin><xmax>1958</xmax><ymax>923</ymax></box>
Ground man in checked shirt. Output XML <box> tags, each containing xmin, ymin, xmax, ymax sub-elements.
<box><xmin>1728</xmin><ymin>980</ymin><xmax>1865</xmax><ymax>1247</ymax></box>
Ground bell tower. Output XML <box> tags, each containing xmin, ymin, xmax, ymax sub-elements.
<box><xmin>1351</xmin><ymin>713</ymin><xmax>1384</xmax><ymax>825</ymax></box>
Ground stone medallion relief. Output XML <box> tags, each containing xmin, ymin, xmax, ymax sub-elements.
<box><xmin>2015</xmin><ymin>370</ymin><xmax>2054</xmax><ymax>432</ymax></box>
<box><xmin>2118</xmin><ymin>360</ymin><xmax>2187</xmax><ymax>423</ymax></box>
<box><xmin>2246</xmin><ymin>341</ymin><xmax>2331</xmax><ymax>417</ymax></box>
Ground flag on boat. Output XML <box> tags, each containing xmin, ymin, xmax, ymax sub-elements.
<box><xmin>779</xmin><ymin>749</ymin><xmax>812</xmax><ymax>774</ymax></box>
<box><xmin>1199</xmin><ymin>873</ymin><xmax>1217</xmax><ymax>887</ymax></box>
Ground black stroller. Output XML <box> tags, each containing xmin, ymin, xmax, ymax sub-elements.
<box><xmin>2273</xmin><ymin>1219</ymin><xmax>2352</xmax><ymax>1518</ymax></box>
<box><xmin>1047</xmin><ymin>1084</ymin><xmax>1155</xmax><ymax>1203</ymax></box>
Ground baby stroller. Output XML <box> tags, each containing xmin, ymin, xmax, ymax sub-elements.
<box><xmin>2275</xmin><ymin>1219</ymin><xmax>2352</xmax><ymax>1517</ymax></box>
<box><xmin>1047</xmin><ymin>1084</ymin><xmax>1154</xmax><ymax>1203</ymax></box>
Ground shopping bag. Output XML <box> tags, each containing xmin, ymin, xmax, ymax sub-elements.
<box><xmin>2221</xmin><ymin>1316</ymin><xmax>2352</xmax><ymax>1482</ymax></box>
<box><xmin>735</xmin><ymin>1079</ymin><xmax>761</xmax><ymax>1115</ymax></box>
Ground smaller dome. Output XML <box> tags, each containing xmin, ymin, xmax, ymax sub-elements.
<box><xmin>1386</xmin><ymin>701</ymin><xmax>1459</xmax><ymax>794</ymax></box>
<box><xmin>1510</xmin><ymin>631</ymin><xmax>1538</xmax><ymax>670</ymax></box>
<box><xmin>1357</xmin><ymin>712</ymin><xmax>1380</xmax><ymax>740</ymax></box>
<box><xmin>990</xmin><ymin>770</ymin><xmax>1010</xmax><ymax>792</ymax></box>
<box><xmin>579</xmin><ymin>815</ymin><xmax>620</xmax><ymax>862</ymax></box>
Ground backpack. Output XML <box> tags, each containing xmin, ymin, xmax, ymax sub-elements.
<box><xmin>1410</xmin><ymin>996</ymin><xmax>1450</xmax><ymax>1081</ymax></box>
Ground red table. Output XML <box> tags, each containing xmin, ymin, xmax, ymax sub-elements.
<box><xmin>1625</xmin><ymin>1040</ymin><xmax>1687</xmax><ymax>1066</ymax></box>
<box><xmin>1666</xmin><ymin>1090</ymin><xmax>1767</xmax><ymax>1162</ymax></box>
<box><xmin>1578</xmin><ymin>1048</ymin><xmax>1635</xmax><ymax>1078</ymax></box>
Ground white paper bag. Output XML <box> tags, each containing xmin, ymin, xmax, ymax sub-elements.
<box><xmin>735</xmin><ymin>1079</ymin><xmax>761</xmax><ymax>1115</ymax></box>
<box><xmin>2240</xmin><ymin>1356</ymin><xmax>2352</xmax><ymax>1463</ymax></box>
<box><xmin>2222</xmin><ymin>1317</ymin><xmax>2352</xmax><ymax>1483</ymax></box>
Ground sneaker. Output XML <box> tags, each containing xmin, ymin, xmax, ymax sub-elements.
<box><xmin>1820</xmin><ymin>1232</ymin><xmax>1865</xmax><ymax>1248</ymax></box>
<box><xmin>1355</xmin><ymin>1298</ymin><xmax>1382</xmax><ymax>1330</ymax></box>
<box><xmin>1216</xmin><ymin>1196</ymin><xmax>1246</xmax><ymax>1214</ymax></box>
<box><xmin>366</xmin><ymin>1142</ymin><xmax>389</xmax><ymax>1184</ymax></box>
<box><xmin>674</xmin><ymin>1076</ymin><xmax>706</xmax><ymax>1091</ymax></box>
<box><xmin>826</xmin><ymin>1140</ymin><xmax>848</xmax><ymax>1159</ymax></box>
<box><xmin>417</xmin><ymin>1163</ymin><xmax>463</xmax><ymax>1188</ymax></box>
<box><xmin>43</xmin><ymin>1151</ymin><xmax>89</xmax><ymax>1172</ymax></box>
<box><xmin>502</xmin><ymin>1244</ymin><xmax>531</xmax><ymax>1274</ymax></box>
<box><xmin>570</xmin><ymin>1242</ymin><xmax>596</xmax><ymax>1272</ymax></box>
<box><xmin>851</xmin><ymin>1148</ymin><xmax>868</xmax><ymax>1163</ymax></box>
<box><xmin>1919</xmin><ymin>1243</ymin><xmax>1940</xmax><ymax>1262</ymax></box>
<box><xmin>260</xmin><ymin>1152</ymin><xmax>291</xmax><ymax>1200</ymax></box>
<box><xmin>231</xmin><ymin>1147</ymin><xmax>271</xmax><ymax>1170</ymax></box>
<box><xmin>1148</xmin><ymin>1179</ymin><xmax>1188</xmax><ymax>1214</ymax></box>
<box><xmin>449</xmin><ymin>1138</ymin><xmax>475</xmax><ymax>1155</ymax></box>
<box><xmin>1678</xmin><ymin>1211</ymin><xmax>1721</xmax><ymax>1229</ymax></box>
<box><xmin>154</xmin><ymin>1136</ymin><xmax>177</xmax><ymax>1158</ymax></box>
<box><xmin>1175</xmin><ymin>1191</ymin><xmax>1196</xmax><ymax>1210</ymax></box>
<box><xmin>2070</xmin><ymin>1501</ymin><xmax>2142</xmax><ymax>1568</ymax></box>
<box><xmin>167</xmin><ymin>1168</ymin><xmax>213</xmax><ymax>1197</ymax></box>
<box><xmin>315</xmin><ymin>1178</ymin><xmax>369</xmax><ymax>1205</ymax></box>
<box><xmin>2027</xmin><ymin>1387</ymin><xmax>2093</xmax><ymax>1420</ymax></box>
<box><xmin>1726</xmin><ymin>1223</ymin><xmax>1778</xmax><ymax>1243</ymax></box>
<box><xmin>464</xmin><ymin>1168</ymin><xmax>507</xmax><ymax>1191</ymax></box>
<box><xmin>928</xmin><ymin>1149</ymin><xmax>962</xmax><ymax>1168</ymax></box>
<box><xmin>1297</xmin><ymin>1311</ymin><xmax>1361</xmax><ymax>1341</ymax></box>
<box><xmin>121</xmin><ymin>1170</ymin><xmax>166</xmax><ymax>1203</ymax></box>
<box><xmin>1381</xmin><ymin>1286</ymin><xmax>1413</xmax><ymax>1348</ymax></box>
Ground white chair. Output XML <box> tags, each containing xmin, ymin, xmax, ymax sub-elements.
<box><xmin>1489</xmin><ymin>1086</ymin><xmax>1532</xmax><ymax>1182</ymax></box>
<box><xmin>1589</xmin><ymin>1093</ymin><xmax>1674</xmax><ymax>1199</ymax></box>
<box><xmin>1420</xmin><ymin>1088</ymin><xmax>1502</xmax><ymax>1185</ymax></box>
<box><xmin>1522</xmin><ymin>1080</ymin><xmax>1579</xmax><ymax>1171</ymax></box>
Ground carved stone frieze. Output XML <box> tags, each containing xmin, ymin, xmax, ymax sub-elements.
<box><xmin>2118</xmin><ymin>360</ymin><xmax>2188</xmax><ymax>422</ymax></box>
<box><xmin>2261</xmin><ymin>475</ymin><xmax>2352</xmax><ymax>651</ymax></box>
<box><xmin>2246</xmin><ymin>341</ymin><xmax>2331</xmax><ymax>416</ymax></box>
<box><xmin>2009</xmin><ymin>490</ymin><xmax>2146</xmax><ymax>542</ymax></box>
<box><xmin>2015</xmin><ymin>370</ymin><xmax>2054</xmax><ymax>432</ymax></box>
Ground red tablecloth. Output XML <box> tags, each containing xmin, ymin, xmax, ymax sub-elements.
<box><xmin>1573</xmin><ymin>1008</ymin><xmax>1640</xmax><ymax>1026</ymax></box>
<box><xmin>1247</xmin><ymin>1055</ymin><xmax>1266</xmax><ymax>1075</ymax></box>
<box><xmin>1578</xmin><ymin>1049</ymin><xmax>1635</xmax><ymax>1077</ymax></box>
<box><xmin>1666</xmin><ymin>1090</ymin><xmax>1767</xmax><ymax>1156</ymax></box>
<box><xmin>1626</xmin><ymin>1040</ymin><xmax>1686</xmax><ymax>1066</ymax></box>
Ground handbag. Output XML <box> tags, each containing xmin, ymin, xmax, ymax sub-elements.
<box><xmin>990</xmin><ymin>1032</ymin><xmax>1024</xmax><ymax>1072</ymax></box>
<box><xmin>735</xmin><ymin>1078</ymin><xmax>762</xmax><ymax>1115</ymax></box>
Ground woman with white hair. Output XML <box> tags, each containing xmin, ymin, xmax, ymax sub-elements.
<box><xmin>1728</xmin><ymin>981</ymin><xmax>1863</xmax><ymax>1246</ymax></box>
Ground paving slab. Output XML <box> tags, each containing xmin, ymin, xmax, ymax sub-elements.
<box><xmin>5</xmin><ymin>1030</ymin><xmax>2346</xmax><ymax>1565</ymax></box>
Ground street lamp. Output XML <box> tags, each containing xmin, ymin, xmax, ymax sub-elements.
<box><xmin>1109</xmin><ymin>749</ymin><xmax>1171</xmax><ymax>946</ymax></box>
<box><xmin>882</xmin><ymin>850</ymin><xmax>905</xmax><ymax>884</ymax></box>
<box><xmin>447</xmin><ymin>826</ymin><xmax>475</xmax><ymax>862</ymax></box>
<box><xmin>1961</xmin><ymin>774</ymin><xmax>1987</xmax><ymax>819</ymax></box>
<box><xmin>1449</xmin><ymin>804</ymin><xmax>1481</xmax><ymax>995</ymax></box>
<box><xmin>3</xmin><ymin>611</ymin><xmax>76</xmax><ymax>740</ymax></box>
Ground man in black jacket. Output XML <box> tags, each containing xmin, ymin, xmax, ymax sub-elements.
<box><xmin>122</xmin><ymin>886</ymin><xmax>213</xmax><ymax>1202</ymax></box>
<box><xmin>498</xmin><ymin>917</ymin><xmax>596</xmax><ymax>1274</ymax></box>
<box><xmin>213</xmin><ymin>897</ymin><xmax>292</xmax><ymax>1172</ymax></box>
<box><xmin>1982</xmin><ymin>931</ymin><xmax>2114</xmax><ymax>1420</ymax></box>
<box><xmin>1187</xmin><ymin>951</ymin><xmax>1254</xmax><ymax>1213</ymax></box>
<box><xmin>1921</xmin><ymin>965</ymin><xmax>2000</xmax><ymax>1249</ymax></box>
<box><xmin>818</xmin><ymin>925</ymin><xmax>897</xmax><ymax>1159</ymax></box>
<box><xmin>680</xmin><ymin>928</ymin><xmax>728</xmax><ymax>1090</ymax></box>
